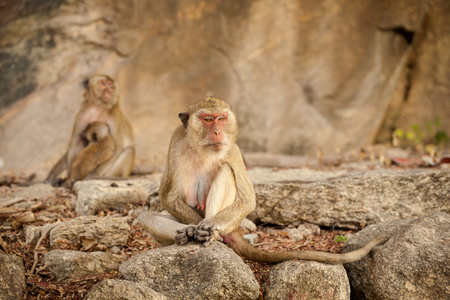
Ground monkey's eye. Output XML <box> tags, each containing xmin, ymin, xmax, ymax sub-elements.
<box><xmin>101</xmin><ymin>80</ymin><xmax>114</xmax><ymax>89</ymax></box>
<box><xmin>217</xmin><ymin>116</ymin><xmax>227</xmax><ymax>122</ymax></box>
<box><xmin>203</xmin><ymin>116</ymin><xmax>214</xmax><ymax>122</ymax></box>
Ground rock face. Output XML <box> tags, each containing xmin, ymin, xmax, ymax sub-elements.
<box><xmin>343</xmin><ymin>212</ymin><xmax>450</xmax><ymax>300</ymax></box>
<box><xmin>1</xmin><ymin>0</ymin><xmax>449</xmax><ymax>178</ymax></box>
<box><xmin>264</xmin><ymin>261</ymin><xmax>350</xmax><ymax>300</ymax></box>
<box><xmin>85</xmin><ymin>279</ymin><xmax>167</xmax><ymax>300</ymax></box>
<box><xmin>49</xmin><ymin>216</ymin><xmax>130</xmax><ymax>248</ymax></box>
<box><xmin>44</xmin><ymin>250</ymin><xmax>126</xmax><ymax>281</ymax></box>
<box><xmin>0</xmin><ymin>253</ymin><xmax>26</xmax><ymax>300</ymax></box>
<box><xmin>119</xmin><ymin>242</ymin><xmax>260</xmax><ymax>300</ymax></box>
<box><xmin>248</xmin><ymin>168</ymin><xmax>450</xmax><ymax>229</ymax></box>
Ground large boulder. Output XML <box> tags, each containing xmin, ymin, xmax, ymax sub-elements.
<box><xmin>343</xmin><ymin>212</ymin><xmax>450</xmax><ymax>300</ymax></box>
<box><xmin>0</xmin><ymin>253</ymin><xmax>26</xmax><ymax>300</ymax></box>
<box><xmin>248</xmin><ymin>168</ymin><xmax>450</xmax><ymax>229</ymax></box>
<box><xmin>49</xmin><ymin>216</ymin><xmax>130</xmax><ymax>248</ymax></box>
<box><xmin>119</xmin><ymin>242</ymin><xmax>260</xmax><ymax>300</ymax></box>
<box><xmin>44</xmin><ymin>250</ymin><xmax>126</xmax><ymax>281</ymax></box>
<box><xmin>1</xmin><ymin>0</ymin><xmax>449</xmax><ymax>178</ymax></box>
<box><xmin>264</xmin><ymin>260</ymin><xmax>350</xmax><ymax>300</ymax></box>
<box><xmin>85</xmin><ymin>279</ymin><xmax>167</xmax><ymax>300</ymax></box>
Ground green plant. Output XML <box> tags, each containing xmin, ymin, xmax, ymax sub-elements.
<box><xmin>393</xmin><ymin>116</ymin><xmax>449</xmax><ymax>149</ymax></box>
<box><xmin>334</xmin><ymin>235</ymin><xmax>348</xmax><ymax>243</ymax></box>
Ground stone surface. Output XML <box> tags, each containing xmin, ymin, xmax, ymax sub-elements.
<box><xmin>44</xmin><ymin>250</ymin><xmax>126</xmax><ymax>281</ymax></box>
<box><xmin>282</xmin><ymin>227</ymin><xmax>304</xmax><ymax>242</ymax></box>
<box><xmin>248</xmin><ymin>168</ymin><xmax>450</xmax><ymax>229</ymax></box>
<box><xmin>0</xmin><ymin>183</ymin><xmax>55</xmax><ymax>203</ymax></box>
<box><xmin>264</xmin><ymin>260</ymin><xmax>350</xmax><ymax>300</ymax></box>
<box><xmin>73</xmin><ymin>179</ymin><xmax>158</xmax><ymax>215</ymax></box>
<box><xmin>119</xmin><ymin>242</ymin><xmax>259</xmax><ymax>300</ymax></box>
<box><xmin>49</xmin><ymin>216</ymin><xmax>130</xmax><ymax>248</ymax></box>
<box><xmin>85</xmin><ymin>279</ymin><xmax>167</xmax><ymax>300</ymax></box>
<box><xmin>0</xmin><ymin>253</ymin><xmax>26</xmax><ymax>300</ymax></box>
<box><xmin>243</xmin><ymin>233</ymin><xmax>259</xmax><ymax>245</ymax></box>
<box><xmin>297</xmin><ymin>223</ymin><xmax>321</xmax><ymax>236</ymax></box>
<box><xmin>343</xmin><ymin>212</ymin><xmax>450</xmax><ymax>300</ymax></box>
<box><xmin>0</xmin><ymin>0</ymin><xmax>449</xmax><ymax>179</ymax></box>
<box><xmin>239</xmin><ymin>217</ymin><xmax>257</xmax><ymax>233</ymax></box>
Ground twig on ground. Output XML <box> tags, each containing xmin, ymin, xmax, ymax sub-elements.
<box><xmin>30</xmin><ymin>222</ymin><xmax>60</xmax><ymax>274</ymax></box>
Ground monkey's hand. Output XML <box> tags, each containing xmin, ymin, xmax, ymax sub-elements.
<box><xmin>175</xmin><ymin>225</ymin><xmax>197</xmax><ymax>245</ymax></box>
<box><xmin>195</xmin><ymin>219</ymin><xmax>223</xmax><ymax>246</ymax></box>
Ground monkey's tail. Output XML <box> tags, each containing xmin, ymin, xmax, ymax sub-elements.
<box><xmin>227</xmin><ymin>230</ymin><xmax>390</xmax><ymax>264</ymax></box>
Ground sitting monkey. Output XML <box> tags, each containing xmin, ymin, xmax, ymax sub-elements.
<box><xmin>139</xmin><ymin>97</ymin><xmax>389</xmax><ymax>264</ymax></box>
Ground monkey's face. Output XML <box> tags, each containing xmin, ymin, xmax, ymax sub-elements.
<box><xmin>187</xmin><ymin>108</ymin><xmax>237</xmax><ymax>154</ymax></box>
<box><xmin>86</xmin><ymin>75</ymin><xmax>118</xmax><ymax>107</ymax></box>
<box><xmin>97</xmin><ymin>78</ymin><xmax>116</xmax><ymax>105</ymax></box>
<box><xmin>198</xmin><ymin>112</ymin><xmax>228</xmax><ymax>151</ymax></box>
<box><xmin>183</xmin><ymin>97</ymin><xmax>238</xmax><ymax>155</ymax></box>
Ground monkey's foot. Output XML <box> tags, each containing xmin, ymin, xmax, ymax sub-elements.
<box><xmin>203</xmin><ymin>230</ymin><xmax>223</xmax><ymax>247</ymax></box>
<box><xmin>175</xmin><ymin>225</ymin><xmax>197</xmax><ymax>245</ymax></box>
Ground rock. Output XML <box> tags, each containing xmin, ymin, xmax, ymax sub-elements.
<box><xmin>85</xmin><ymin>279</ymin><xmax>167</xmax><ymax>300</ymax></box>
<box><xmin>1</xmin><ymin>1</ymin><xmax>449</xmax><ymax>179</ymax></box>
<box><xmin>240</xmin><ymin>217</ymin><xmax>257</xmax><ymax>233</ymax></box>
<box><xmin>119</xmin><ymin>242</ymin><xmax>259</xmax><ymax>300</ymax></box>
<box><xmin>0</xmin><ymin>253</ymin><xmax>26</xmax><ymax>300</ymax></box>
<box><xmin>282</xmin><ymin>227</ymin><xmax>304</xmax><ymax>242</ymax></box>
<box><xmin>297</xmin><ymin>223</ymin><xmax>321</xmax><ymax>236</ymax></box>
<box><xmin>0</xmin><ymin>183</ymin><xmax>55</xmax><ymax>202</ymax></box>
<box><xmin>248</xmin><ymin>168</ymin><xmax>450</xmax><ymax>229</ymax></box>
<box><xmin>73</xmin><ymin>179</ymin><xmax>157</xmax><ymax>215</ymax></box>
<box><xmin>50</xmin><ymin>216</ymin><xmax>130</xmax><ymax>248</ymax></box>
<box><xmin>264</xmin><ymin>260</ymin><xmax>350</xmax><ymax>300</ymax></box>
<box><xmin>44</xmin><ymin>250</ymin><xmax>126</xmax><ymax>281</ymax></box>
<box><xmin>243</xmin><ymin>233</ymin><xmax>259</xmax><ymax>245</ymax></box>
<box><xmin>343</xmin><ymin>212</ymin><xmax>450</xmax><ymax>300</ymax></box>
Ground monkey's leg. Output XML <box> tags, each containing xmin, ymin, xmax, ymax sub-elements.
<box><xmin>137</xmin><ymin>211</ymin><xmax>187</xmax><ymax>246</ymax></box>
<box><xmin>204</xmin><ymin>164</ymin><xmax>236</xmax><ymax>219</ymax></box>
<box><xmin>100</xmin><ymin>146</ymin><xmax>135</xmax><ymax>177</ymax></box>
<box><xmin>45</xmin><ymin>153</ymin><xmax>68</xmax><ymax>186</ymax></box>
<box><xmin>197</xmin><ymin>164</ymin><xmax>237</xmax><ymax>244</ymax></box>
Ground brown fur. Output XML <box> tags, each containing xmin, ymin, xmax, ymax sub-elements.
<box><xmin>69</xmin><ymin>122</ymin><xmax>115</xmax><ymax>185</ymax></box>
<box><xmin>46</xmin><ymin>75</ymin><xmax>135</xmax><ymax>186</ymax></box>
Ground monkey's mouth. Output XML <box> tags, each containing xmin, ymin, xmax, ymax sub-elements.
<box><xmin>207</xmin><ymin>143</ymin><xmax>224</xmax><ymax>149</ymax></box>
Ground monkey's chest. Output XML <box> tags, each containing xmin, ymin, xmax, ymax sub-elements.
<box><xmin>185</xmin><ymin>172</ymin><xmax>214</xmax><ymax>211</ymax></box>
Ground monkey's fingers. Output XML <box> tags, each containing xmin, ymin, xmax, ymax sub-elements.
<box><xmin>175</xmin><ymin>232</ymin><xmax>189</xmax><ymax>245</ymax></box>
<box><xmin>194</xmin><ymin>229</ymin><xmax>211</xmax><ymax>242</ymax></box>
<box><xmin>185</xmin><ymin>225</ymin><xmax>196</xmax><ymax>238</ymax></box>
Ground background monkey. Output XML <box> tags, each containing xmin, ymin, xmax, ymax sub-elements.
<box><xmin>46</xmin><ymin>74</ymin><xmax>135</xmax><ymax>186</ymax></box>
<box><xmin>139</xmin><ymin>97</ymin><xmax>389</xmax><ymax>264</ymax></box>
<box><xmin>69</xmin><ymin>121</ymin><xmax>115</xmax><ymax>185</ymax></box>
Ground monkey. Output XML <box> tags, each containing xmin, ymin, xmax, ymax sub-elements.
<box><xmin>69</xmin><ymin>121</ymin><xmax>115</xmax><ymax>186</ymax></box>
<box><xmin>45</xmin><ymin>75</ymin><xmax>135</xmax><ymax>186</ymax></box>
<box><xmin>138</xmin><ymin>97</ymin><xmax>389</xmax><ymax>264</ymax></box>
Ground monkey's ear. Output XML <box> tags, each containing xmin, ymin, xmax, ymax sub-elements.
<box><xmin>178</xmin><ymin>112</ymin><xmax>190</xmax><ymax>129</ymax></box>
<box><xmin>82</xmin><ymin>77</ymin><xmax>89</xmax><ymax>89</ymax></box>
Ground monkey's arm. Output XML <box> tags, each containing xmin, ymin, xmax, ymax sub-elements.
<box><xmin>159</xmin><ymin>166</ymin><xmax>203</xmax><ymax>226</ymax></box>
<box><xmin>45</xmin><ymin>153</ymin><xmax>68</xmax><ymax>185</ymax></box>
<box><xmin>164</xmin><ymin>189</ymin><xmax>204</xmax><ymax>225</ymax></box>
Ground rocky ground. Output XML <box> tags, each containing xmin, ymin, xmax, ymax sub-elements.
<box><xmin>0</xmin><ymin>174</ymin><xmax>352</xmax><ymax>299</ymax></box>
<box><xmin>0</xmin><ymin>150</ymin><xmax>448</xmax><ymax>299</ymax></box>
